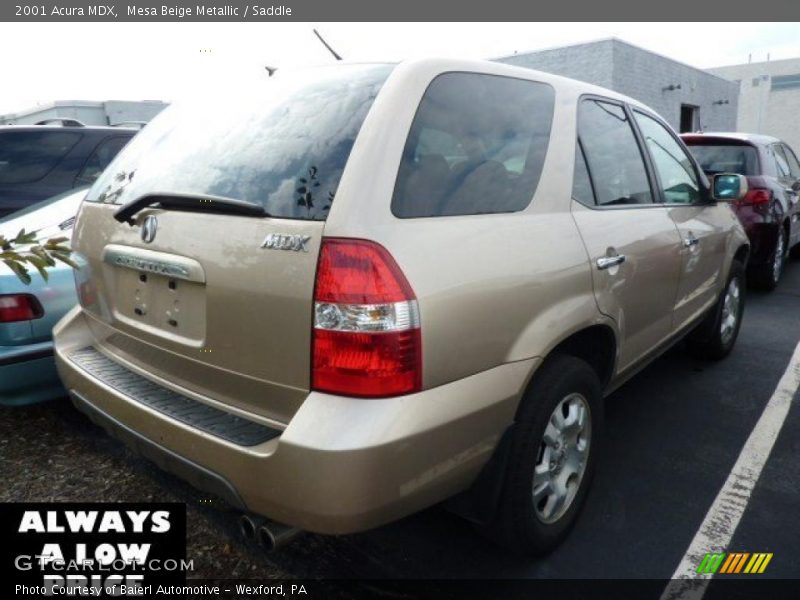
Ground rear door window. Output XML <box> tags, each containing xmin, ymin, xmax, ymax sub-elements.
<box><xmin>773</xmin><ymin>144</ymin><xmax>793</xmax><ymax>179</ymax></box>
<box><xmin>392</xmin><ymin>72</ymin><xmax>555</xmax><ymax>217</ymax></box>
<box><xmin>633</xmin><ymin>111</ymin><xmax>701</xmax><ymax>204</ymax></box>
<box><xmin>782</xmin><ymin>143</ymin><xmax>800</xmax><ymax>178</ymax></box>
<box><xmin>0</xmin><ymin>131</ymin><xmax>82</xmax><ymax>184</ymax></box>
<box><xmin>577</xmin><ymin>99</ymin><xmax>653</xmax><ymax>206</ymax></box>
<box><xmin>572</xmin><ymin>142</ymin><xmax>595</xmax><ymax>206</ymax></box>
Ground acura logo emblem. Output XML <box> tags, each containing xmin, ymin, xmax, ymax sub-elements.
<box><xmin>141</xmin><ymin>215</ymin><xmax>158</xmax><ymax>244</ymax></box>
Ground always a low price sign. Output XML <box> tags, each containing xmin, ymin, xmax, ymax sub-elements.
<box><xmin>2</xmin><ymin>503</ymin><xmax>187</xmax><ymax>596</ymax></box>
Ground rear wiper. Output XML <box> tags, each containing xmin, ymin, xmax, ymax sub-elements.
<box><xmin>114</xmin><ymin>192</ymin><xmax>269</xmax><ymax>225</ymax></box>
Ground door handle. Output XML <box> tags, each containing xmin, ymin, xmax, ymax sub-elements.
<box><xmin>596</xmin><ymin>254</ymin><xmax>626</xmax><ymax>270</ymax></box>
<box><xmin>684</xmin><ymin>234</ymin><xmax>699</xmax><ymax>248</ymax></box>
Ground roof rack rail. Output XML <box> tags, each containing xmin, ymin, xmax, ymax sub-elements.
<box><xmin>34</xmin><ymin>118</ymin><xmax>86</xmax><ymax>127</ymax></box>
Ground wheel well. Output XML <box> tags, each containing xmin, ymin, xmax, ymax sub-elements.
<box><xmin>733</xmin><ymin>244</ymin><xmax>749</xmax><ymax>266</ymax></box>
<box><xmin>548</xmin><ymin>325</ymin><xmax>617</xmax><ymax>389</ymax></box>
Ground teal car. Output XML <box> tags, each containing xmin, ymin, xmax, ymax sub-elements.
<box><xmin>0</xmin><ymin>188</ymin><xmax>85</xmax><ymax>405</ymax></box>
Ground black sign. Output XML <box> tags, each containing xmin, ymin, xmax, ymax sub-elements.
<box><xmin>2</xmin><ymin>503</ymin><xmax>187</xmax><ymax>597</ymax></box>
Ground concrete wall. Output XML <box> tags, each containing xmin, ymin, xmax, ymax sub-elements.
<box><xmin>0</xmin><ymin>100</ymin><xmax>168</xmax><ymax>126</ymax></box>
<box><xmin>610</xmin><ymin>41</ymin><xmax>737</xmax><ymax>132</ymax></box>
<box><xmin>499</xmin><ymin>39</ymin><xmax>616</xmax><ymax>90</ymax></box>
<box><xmin>103</xmin><ymin>100</ymin><xmax>168</xmax><ymax>126</ymax></box>
<box><xmin>496</xmin><ymin>38</ymin><xmax>738</xmax><ymax>133</ymax></box>
<box><xmin>709</xmin><ymin>58</ymin><xmax>800</xmax><ymax>154</ymax></box>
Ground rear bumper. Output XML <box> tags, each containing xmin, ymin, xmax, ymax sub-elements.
<box><xmin>54</xmin><ymin>306</ymin><xmax>536</xmax><ymax>534</ymax></box>
<box><xmin>0</xmin><ymin>341</ymin><xmax>64</xmax><ymax>406</ymax></box>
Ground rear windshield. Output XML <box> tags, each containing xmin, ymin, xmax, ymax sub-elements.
<box><xmin>85</xmin><ymin>64</ymin><xmax>394</xmax><ymax>220</ymax></box>
<box><xmin>392</xmin><ymin>72</ymin><xmax>555</xmax><ymax>217</ymax></box>
<box><xmin>0</xmin><ymin>130</ymin><xmax>82</xmax><ymax>184</ymax></box>
<box><xmin>685</xmin><ymin>143</ymin><xmax>759</xmax><ymax>176</ymax></box>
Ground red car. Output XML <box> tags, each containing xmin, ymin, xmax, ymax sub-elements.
<box><xmin>682</xmin><ymin>133</ymin><xmax>800</xmax><ymax>290</ymax></box>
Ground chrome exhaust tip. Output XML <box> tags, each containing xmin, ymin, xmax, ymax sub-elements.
<box><xmin>257</xmin><ymin>520</ymin><xmax>302</xmax><ymax>551</ymax></box>
<box><xmin>238</xmin><ymin>514</ymin><xmax>260</xmax><ymax>541</ymax></box>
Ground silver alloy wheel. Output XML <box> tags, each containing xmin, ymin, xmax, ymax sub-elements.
<box><xmin>720</xmin><ymin>276</ymin><xmax>741</xmax><ymax>345</ymax></box>
<box><xmin>533</xmin><ymin>393</ymin><xmax>591</xmax><ymax>524</ymax></box>
<box><xmin>773</xmin><ymin>232</ymin><xmax>785</xmax><ymax>284</ymax></box>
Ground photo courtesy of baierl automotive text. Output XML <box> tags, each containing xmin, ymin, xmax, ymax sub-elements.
<box><xmin>1</xmin><ymin>5</ymin><xmax>799</xmax><ymax>600</ymax></box>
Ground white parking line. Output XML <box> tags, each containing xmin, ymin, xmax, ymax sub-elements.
<box><xmin>661</xmin><ymin>340</ymin><xmax>800</xmax><ymax>600</ymax></box>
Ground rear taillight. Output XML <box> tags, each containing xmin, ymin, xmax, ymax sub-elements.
<box><xmin>0</xmin><ymin>294</ymin><xmax>44</xmax><ymax>323</ymax></box>
<box><xmin>740</xmin><ymin>177</ymin><xmax>772</xmax><ymax>206</ymax></box>
<box><xmin>312</xmin><ymin>238</ymin><xmax>422</xmax><ymax>398</ymax></box>
<box><xmin>741</xmin><ymin>189</ymin><xmax>772</xmax><ymax>206</ymax></box>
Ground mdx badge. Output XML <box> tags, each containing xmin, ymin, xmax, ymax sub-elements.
<box><xmin>141</xmin><ymin>215</ymin><xmax>158</xmax><ymax>244</ymax></box>
<box><xmin>260</xmin><ymin>233</ymin><xmax>311</xmax><ymax>252</ymax></box>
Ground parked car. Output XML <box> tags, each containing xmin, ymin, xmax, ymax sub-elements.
<box><xmin>53</xmin><ymin>59</ymin><xmax>749</xmax><ymax>555</ymax></box>
<box><xmin>682</xmin><ymin>132</ymin><xmax>800</xmax><ymax>290</ymax></box>
<box><xmin>0</xmin><ymin>124</ymin><xmax>135</xmax><ymax>219</ymax></box>
<box><xmin>1</xmin><ymin>188</ymin><xmax>86</xmax><ymax>405</ymax></box>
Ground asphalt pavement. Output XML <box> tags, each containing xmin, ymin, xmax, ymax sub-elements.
<box><xmin>2</xmin><ymin>257</ymin><xmax>799</xmax><ymax>583</ymax></box>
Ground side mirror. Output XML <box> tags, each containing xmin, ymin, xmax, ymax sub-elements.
<box><xmin>712</xmin><ymin>173</ymin><xmax>749</xmax><ymax>202</ymax></box>
<box><xmin>792</xmin><ymin>180</ymin><xmax>800</xmax><ymax>193</ymax></box>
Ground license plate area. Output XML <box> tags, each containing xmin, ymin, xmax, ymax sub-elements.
<box><xmin>102</xmin><ymin>245</ymin><xmax>207</xmax><ymax>345</ymax></box>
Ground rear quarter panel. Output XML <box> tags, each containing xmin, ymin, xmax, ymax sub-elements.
<box><xmin>324</xmin><ymin>59</ymin><xmax>612</xmax><ymax>390</ymax></box>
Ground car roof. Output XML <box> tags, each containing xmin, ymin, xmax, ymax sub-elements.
<box><xmin>681</xmin><ymin>131</ymin><xmax>782</xmax><ymax>146</ymax></box>
<box><xmin>317</xmin><ymin>57</ymin><xmax>661</xmax><ymax>117</ymax></box>
<box><xmin>395</xmin><ymin>57</ymin><xmax>658</xmax><ymax>112</ymax></box>
<box><xmin>0</xmin><ymin>124</ymin><xmax>137</xmax><ymax>133</ymax></box>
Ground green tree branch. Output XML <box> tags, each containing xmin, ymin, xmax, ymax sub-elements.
<box><xmin>0</xmin><ymin>229</ymin><xmax>77</xmax><ymax>285</ymax></box>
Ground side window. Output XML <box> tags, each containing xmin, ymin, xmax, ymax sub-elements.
<box><xmin>0</xmin><ymin>131</ymin><xmax>82</xmax><ymax>184</ymax></box>
<box><xmin>577</xmin><ymin>99</ymin><xmax>653</xmax><ymax>206</ymax></box>
<box><xmin>782</xmin><ymin>144</ymin><xmax>800</xmax><ymax>179</ymax></box>
<box><xmin>773</xmin><ymin>144</ymin><xmax>793</xmax><ymax>179</ymax></box>
<box><xmin>633</xmin><ymin>111</ymin><xmax>701</xmax><ymax>204</ymax></box>
<box><xmin>75</xmin><ymin>136</ymin><xmax>131</xmax><ymax>186</ymax></box>
<box><xmin>392</xmin><ymin>73</ymin><xmax>555</xmax><ymax>217</ymax></box>
<box><xmin>572</xmin><ymin>141</ymin><xmax>595</xmax><ymax>205</ymax></box>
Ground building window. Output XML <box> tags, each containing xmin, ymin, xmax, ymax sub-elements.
<box><xmin>771</xmin><ymin>74</ymin><xmax>800</xmax><ymax>91</ymax></box>
<box><xmin>680</xmin><ymin>105</ymin><xmax>699</xmax><ymax>133</ymax></box>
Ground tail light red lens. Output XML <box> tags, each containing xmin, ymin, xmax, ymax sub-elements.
<box><xmin>0</xmin><ymin>294</ymin><xmax>44</xmax><ymax>323</ymax></box>
<box><xmin>312</xmin><ymin>238</ymin><xmax>422</xmax><ymax>398</ymax></box>
<box><xmin>741</xmin><ymin>189</ymin><xmax>772</xmax><ymax>206</ymax></box>
<box><xmin>740</xmin><ymin>177</ymin><xmax>772</xmax><ymax>206</ymax></box>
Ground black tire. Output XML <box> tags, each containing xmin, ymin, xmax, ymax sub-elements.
<box><xmin>687</xmin><ymin>260</ymin><xmax>745</xmax><ymax>360</ymax></box>
<box><xmin>790</xmin><ymin>240</ymin><xmax>800</xmax><ymax>259</ymax></box>
<box><xmin>751</xmin><ymin>228</ymin><xmax>787</xmax><ymax>291</ymax></box>
<box><xmin>483</xmin><ymin>354</ymin><xmax>603</xmax><ymax>556</ymax></box>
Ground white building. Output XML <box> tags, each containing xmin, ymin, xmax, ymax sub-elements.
<box><xmin>0</xmin><ymin>99</ymin><xmax>168</xmax><ymax>127</ymax></box>
<box><xmin>708</xmin><ymin>58</ymin><xmax>800</xmax><ymax>152</ymax></box>
<box><xmin>497</xmin><ymin>39</ymin><xmax>739</xmax><ymax>134</ymax></box>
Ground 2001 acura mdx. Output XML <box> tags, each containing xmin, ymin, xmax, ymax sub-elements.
<box><xmin>53</xmin><ymin>58</ymin><xmax>750</xmax><ymax>555</ymax></box>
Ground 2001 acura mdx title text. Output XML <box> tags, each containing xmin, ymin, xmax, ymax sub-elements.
<box><xmin>52</xmin><ymin>58</ymin><xmax>750</xmax><ymax>555</ymax></box>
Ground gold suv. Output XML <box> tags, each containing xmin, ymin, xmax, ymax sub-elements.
<box><xmin>53</xmin><ymin>59</ymin><xmax>750</xmax><ymax>554</ymax></box>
